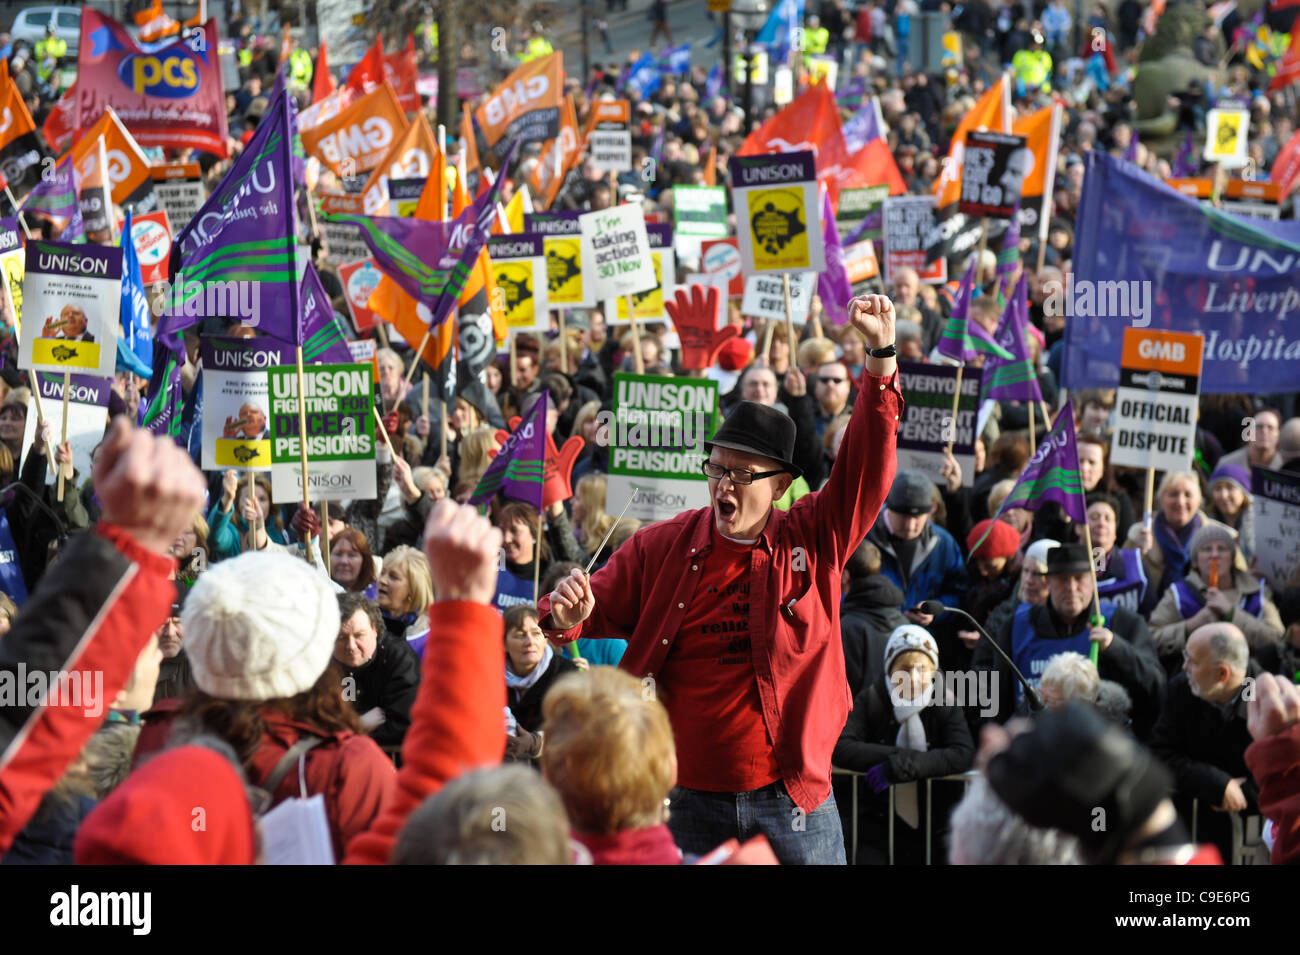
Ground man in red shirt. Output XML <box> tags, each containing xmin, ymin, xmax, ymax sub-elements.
<box><xmin>541</xmin><ymin>295</ymin><xmax>900</xmax><ymax>864</ymax></box>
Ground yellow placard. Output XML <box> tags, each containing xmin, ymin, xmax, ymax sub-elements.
<box><xmin>745</xmin><ymin>187</ymin><xmax>812</xmax><ymax>271</ymax></box>
<box><xmin>32</xmin><ymin>337</ymin><xmax>100</xmax><ymax>370</ymax></box>
<box><xmin>493</xmin><ymin>260</ymin><xmax>539</xmax><ymax>329</ymax></box>
<box><xmin>545</xmin><ymin>236</ymin><xmax>585</xmax><ymax>306</ymax></box>
<box><xmin>1207</xmin><ymin>111</ymin><xmax>1246</xmax><ymax>162</ymax></box>
<box><xmin>614</xmin><ymin>252</ymin><xmax>664</xmax><ymax>320</ymax></box>
<box><xmin>0</xmin><ymin>250</ymin><xmax>23</xmax><ymax>337</ymax></box>
<box><xmin>214</xmin><ymin>438</ymin><xmax>273</xmax><ymax>468</ymax></box>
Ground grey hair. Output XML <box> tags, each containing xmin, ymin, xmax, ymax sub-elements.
<box><xmin>392</xmin><ymin>766</ymin><xmax>572</xmax><ymax>865</ymax></box>
<box><xmin>82</xmin><ymin>723</ymin><xmax>143</xmax><ymax>799</ymax></box>
<box><xmin>948</xmin><ymin>778</ymin><xmax>1082</xmax><ymax>865</ymax></box>
<box><xmin>1095</xmin><ymin>680</ymin><xmax>1133</xmax><ymax>726</ymax></box>
<box><xmin>1041</xmin><ymin>652</ymin><xmax>1099</xmax><ymax>704</ymax></box>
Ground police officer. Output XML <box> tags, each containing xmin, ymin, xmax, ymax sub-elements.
<box><xmin>1011</xmin><ymin>29</ymin><xmax>1053</xmax><ymax>96</ymax></box>
<box><xmin>34</xmin><ymin>24</ymin><xmax>67</xmax><ymax>85</ymax></box>
<box><xmin>804</xmin><ymin>14</ymin><xmax>830</xmax><ymax>63</ymax></box>
<box><xmin>974</xmin><ymin>542</ymin><xmax>1165</xmax><ymax>738</ymax></box>
<box><xmin>519</xmin><ymin>24</ymin><xmax>553</xmax><ymax>63</ymax></box>
<box><xmin>288</xmin><ymin>46</ymin><xmax>313</xmax><ymax>90</ymax></box>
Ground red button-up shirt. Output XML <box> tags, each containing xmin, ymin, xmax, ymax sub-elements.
<box><xmin>539</xmin><ymin>369</ymin><xmax>903</xmax><ymax>812</ymax></box>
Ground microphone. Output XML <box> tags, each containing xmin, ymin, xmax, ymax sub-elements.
<box><xmin>0</xmin><ymin>481</ymin><xmax>69</xmax><ymax>542</ymax></box>
<box><xmin>914</xmin><ymin>600</ymin><xmax>1044</xmax><ymax>712</ymax></box>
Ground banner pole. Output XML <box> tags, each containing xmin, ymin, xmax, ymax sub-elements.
<box><xmin>6</xmin><ymin>186</ymin><xmax>29</xmax><ymax>236</ymax></box>
<box><xmin>761</xmin><ymin>320</ymin><xmax>775</xmax><ymax>365</ymax></box>
<box><xmin>1143</xmin><ymin>466</ymin><xmax>1156</xmax><ymax>529</ymax></box>
<box><xmin>374</xmin><ymin>321</ymin><xmax>390</xmax><ymax>349</ymax></box>
<box><xmin>247</xmin><ymin>468</ymin><xmax>255</xmax><ymax>527</ymax></box>
<box><xmin>403</xmin><ymin>328</ymin><xmax>431</xmax><ymax>387</ymax></box>
<box><xmin>509</xmin><ymin>329</ymin><xmax>517</xmax><ymax>389</ymax></box>
<box><xmin>56</xmin><ymin>371</ymin><xmax>70</xmax><ymax>502</ymax></box>
<box><xmin>23</xmin><ymin>369</ymin><xmax>56</xmax><ymax>476</ymax></box>
<box><xmin>1083</xmin><ymin>519</ymin><xmax>1103</xmax><ymax>666</ymax></box>
<box><xmin>781</xmin><ymin>273</ymin><xmax>796</xmax><ymax>353</ymax></box>
<box><xmin>558</xmin><ymin>308</ymin><xmax>567</xmax><ymax>372</ymax></box>
<box><xmin>1028</xmin><ymin>404</ymin><xmax>1036</xmax><ymax>454</ymax></box>
<box><xmin>628</xmin><ymin>295</ymin><xmax>644</xmax><ymax>374</ymax></box>
<box><xmin>533</xmin><ymin>509</ymin><xmax>544</xmax><ymax>605</ymax></box>
<box><xmin>294</xmin><ymin>345</ymin><xmax>316</xmax><ymax>565</ymax></box>
<box><xmin>440</xmin><ymin>399</ymin><xmax>448</xmax><ymax>460</ymax></box>
<box><xmin>372</xmin><ymin>404</ymin><xmax>397</xmax><ymax>455</ymax></box>
<box><xmin>320</xmin><ymin>498</ymin><xmax>332</xmax><ymax>576</ymax></box>
<box><xmin>946</xmin><ymin>363</ymin><xmax>964</xmax><ymax>455</ymax></box>
<box><xmin>421</xmin><ymin>375</ymin><xmax>429</xmax><ymax>424</ymax></box>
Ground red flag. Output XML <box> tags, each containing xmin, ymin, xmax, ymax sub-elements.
<box><xmin>384</xmin><ymin>35</ymin><xmax>420</xmax><ymax>113</ymax></box>
<box><xmin>1272</xmin><ymin>127</ymin><xmax>1300</xmax><ymax>197</ymax></box>
<box><xmin>838</xmin><ymin>138</ymin><xmax>907</xmax><ymax>195</ymax></box>
<box><xmin>739</xmin><ymin>80</ymin><xmax>850</xmax><ymax>205</ymax></box>
<box><xmin>43</xmin><ymin>82</ymin><xmax>78</xmax><ymax>153</ymax></box>
<box><xmin>347</xmin><ymin>37</ymin><xmax>385</xmax><ymax>94</ymax></box>
<box><xmin>1270</xmin><ymin>26</ymin><xmax>1300</xmax><ymax>91</ymax></box>
<box><xmin>312</xmin><ymin>41</ymin><xmax>336</xmax><ymax>104</ymax></box>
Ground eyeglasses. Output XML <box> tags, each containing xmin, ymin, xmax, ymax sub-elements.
<box><xmin>701</xmin><ymin>462</ymin><xmax>785</xmax><ymax>485</ymax></box>
<box><xmin>818</xmin><ymin>376</ymin><xmax>846</xmax><ymax>385</ymax></box>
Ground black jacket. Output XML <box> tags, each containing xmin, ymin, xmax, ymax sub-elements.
<box><xmin>975</xmin><ymin>600</ymin><xmax>1165</xmax><ymax>739</ymax></box>
<box><xmin>840</xmin><ymin>575</ymin><xmax>909</xmax><ymax>695</ymax></box>
<box><xmin>153</xmin><ymin>650</ymin><xmax>196</xmax><ymax>704</ymax></box>
<box><xmin>832</xmin><ymin>673</ymin><xmax>975</xmax><ymax>783</ymax></box>
<box><xmin>338</xmin><ymin>635</ymin><xmax>422</xmax><ymax>748</ymax></box>
<box><xmin>508</xmin><ymin>651</ymin><xmax>581</xmax><ymax>734</ymax></box>
<box><xmin>1149</xmin><ymin>666</ymin><xmax>1260</xmax><ymax>811</ymax></box>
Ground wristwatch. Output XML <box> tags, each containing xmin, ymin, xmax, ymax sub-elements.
<box><xmin>869</xmin><ymin>343</ymin><xmax>897</xmax><ymax>359</ymax></box>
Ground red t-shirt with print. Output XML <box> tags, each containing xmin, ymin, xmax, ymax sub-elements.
<box><xmin>658</xmin><ymin>529</ymin><xmax>781</xmax><ymax>793</ymax></box>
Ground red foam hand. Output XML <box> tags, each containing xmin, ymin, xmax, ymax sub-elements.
<box><xmin>665</xmin><ymin>284</ymin><xmax>739</xmax><ymax>370</ymax></box>
<box><xmin>544</xmin><ymin>432</ymin><xmax>584</xmax><ymax>507</ymax></box>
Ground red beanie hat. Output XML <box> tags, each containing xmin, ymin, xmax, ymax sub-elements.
<box><xmin>717</xmin><ymin>336</ymin><xmax>753</xmax><ymax>372</ymax></box>
<box><xmin>967</xmin><ymin>518</ymin><xmax>1021</xmax><ymax>561</ymax></box>
<box><xmin>75</xmin><ymin>745</ymin><xmax>257</xmax><ymax>865</ymax></box>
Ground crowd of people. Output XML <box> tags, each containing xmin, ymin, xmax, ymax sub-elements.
<box><xmin>0</xmin><ymin>0</ymin><xmax>1299</xmax><ymax>868</ymax></box>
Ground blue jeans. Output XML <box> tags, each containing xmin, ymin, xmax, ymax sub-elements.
<box><xmin>668</xmin><ymin>781</ymin><xmax>846</xmax><ymax>865</ymax></box>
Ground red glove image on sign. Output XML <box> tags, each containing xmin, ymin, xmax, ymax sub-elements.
<box><xmin>665</xmin><ymin>284</ymin><xmax>739</xmax><ymax>370</ymax></box>
<box><xmin>494</xmin><ymin>415</ymin><xmax>582</xmax><ymax>506</ymax></box>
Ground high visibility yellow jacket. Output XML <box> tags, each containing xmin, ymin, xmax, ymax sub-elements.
<box><xmin>520</xmin><ymin>36</ymin><xmax>553</xmax><ymax>62</ymax></box>
<box><xmin>288</xmin><ymin>47</ymin><xmax>313</xmax><ymax>88</ymax></box>
<box><xmin>1012</xmin><ymin>48</ymin><xmax>1052</xmax><ymax>91</ymax></box>
<box><xmin>804</xmin><ymin>26</ymin><xmax>829</xmax><ymax>54</ymax></box>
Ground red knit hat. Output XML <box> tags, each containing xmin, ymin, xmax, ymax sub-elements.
<box><xmin>716</xmin><ymin>336</ymin><xmax>753</xmax><ymax>372</ymax></box>
<box><xmin>75</xmin><ymin>745</ymin><xmax>257</xmax><ymax>865</ymax></box>
<box><xmin>967</xmin><ymin>518</ymin><xmax>1021</xmax><ymax>561</ymax></box>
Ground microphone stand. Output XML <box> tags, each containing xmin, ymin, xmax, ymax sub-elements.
<box><xmin>916</xmin><ymin>600</ymin><xmax>1044</xmax><ymax>712</ymax></box>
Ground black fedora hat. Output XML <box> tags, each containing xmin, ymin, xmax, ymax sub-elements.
<box><xmin>1046</xmin><ymin>542</ymin><xmax>1093</xmax><ymax>575</ymax></box>
<box><xmin>704</xmin><ymin>401</ymin><xmax>802</xmax><ymax>479</ymax></box>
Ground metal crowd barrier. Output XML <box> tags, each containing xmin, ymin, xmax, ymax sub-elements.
<box><xmin>833</xmin><ymin>767</ymin><xmax>979</xmax><ymax>865</ymax></box>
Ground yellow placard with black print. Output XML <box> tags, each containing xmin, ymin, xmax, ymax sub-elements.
<box><xmin>487</xmin><ymin>234</ymin><xmax>551</xmax><ymax>332</ymax></box>
<box><xmin>728</xmin><ymin>151</ymin><xmax>825</xmax><ymax>275</ymax></box>
<box><xmin>1204</xmin><ymin>109</ymin><xmax>1248</xmax><ymax>168</ymax></box>
<box><xmin>544</xmin><ymin>235</ymin><xmax>589</xmax><ymax>307</ymax></box>
<box><xmin>214</xmin><ymin>437</ymin><xmax>273</xmax><ymax>468</ymax></box>
<box><xmin>31</xmin><ymin>337</ymin><xmax>101</xmax><ymax>370</ymax></box>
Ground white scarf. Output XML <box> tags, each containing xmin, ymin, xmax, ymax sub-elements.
<box><xmin>892</xmin><ymin>682</ymin><xmax>935</xmax><ymax>752</ymax></box>
<box><xmin>506</xmin><ymin>643</ymin><xmax>553</xmax><ymax>695</ymax></box>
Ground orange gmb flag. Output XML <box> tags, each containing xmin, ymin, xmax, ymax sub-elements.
<box><xmin>67</xmin><ymin>107</ymin><xmax>152</xmax><ymax>207</ymax></box>
<box><xmin>361</xmin><ymin>111</ymin><xmax>439</xmax><ymax>214</ymax></box>
<box><xmin>1011</xmin><ymin>102</ymin><xmax>1062</xmax><ymax>239</ymax></box>
<box><xmin>475</xmin><ymin>52</ymin><xmax>564</xmax><ymax>149</ymax></box>
<box><xmin>933</xmin><ymin>72</ymin><xmax>1011</xmax><ymax>208</ymax></box>
<box><xmin>530</xmin><ymin>94</ymin><xmax>579</xmax><ymax>209</ymax></box>
<box><xmin>300</xmin><ymin>82</ymin><xmax>410</xmax><ymax>177</ymax></box>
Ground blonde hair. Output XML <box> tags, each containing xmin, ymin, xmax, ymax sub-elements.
<box><xmin>380</xmin><ymin>545</ymin><xmax>434</xmax><ymax>614</ymax></box>
<box><xmin>987</xmin><ymin>478</ymin><xmax>1018</xmax><ymax>516</ymax></box>
<box><xmin>1041</xmin><ymin>652</ymin><xmax>1100</xmax><ymax>703</ymax></box>
<box><xmin>572</xmin><ymin>400</ymin><xmax>602</xmax><ymax>444</ymax></box>
<box><xmin>1157</xmin><ymin>470</ymin><xmax>1203</xmax><ymax>510</ymax></box>
<box><xmin>798</xmin><ymin>337</ymin><xmax>837</xmax><ymax>371</ymax></box>
<box><xmin>575</xmin><ymin>473</ymin><xmax>608</xmax><ymax>544</ymax></box>
<box><xmin>412</xmin><ymin>466</ymin><xmax>446</xmax><ymax>496</ymax></box>
<box><xmin>541</xmin><ymin>666</ymin><xmax>676</xmax><ymax>834</ymax></box>
<box><xmin>544</xmin><ymin>330</ymin><xmax>585</xmax><ymax>370</ymax></box>
<box><xmin>457</xmin><ymin>425</ymin><xmax>499</xmax><ymax>489</ymax></box>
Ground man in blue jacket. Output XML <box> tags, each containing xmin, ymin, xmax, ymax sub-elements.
<box><xmin>865</xmin><ymin>470</ymin><xmax>965</xmax><ymax>626</ymax></box>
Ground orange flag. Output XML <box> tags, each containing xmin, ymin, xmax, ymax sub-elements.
<box><xmin>932</xmin><ymin>73</ymin><xmax>1011</xmax><ymax>209</ymax></box>
<box><xmin>703</xmin><ymin>144</ymin><xmax>717</xmax><ymax>186</ymax></box>
<box><xmin>452</xmin><ymin>159</ymin><xmax>508</xmax><ymax>345</ymax></box>
<box><xmin>530</xmin><ymin>94</ymin><xmax>579</xmax><ymax>209</ymax></box>
<box><xmin>360</xmin><ymin>111</ymin><xmax>439</xmax><ymax>214</ymax></box>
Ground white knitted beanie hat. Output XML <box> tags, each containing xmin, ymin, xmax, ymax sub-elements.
<box><xmin>183</xmin><ymin>551</ymin><xmax>339</xmax><ymax>701</ymax></box>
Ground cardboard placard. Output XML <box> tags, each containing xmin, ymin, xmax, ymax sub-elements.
<box><xmin>268</xmin><ymin>363</ymin><xmax>377</xmax><ymax>503</ymax></box>
<box><xmin>150</xmin><ymin>162</ymin><xmax>205</xmax><ymax>232</ymax></box>
<box><xmin>1109</xmin><ymin>328</ymin><xmax>1203</xmax><ymax>474</ymax></box>
<box><xmin>337</xmin><ymin>259</ymin><xmax>382</xmax><ymax>333</ymax></box>
<box><xmin>700</xmin><ymin>237</ymin><xmax>745</xmax><ymax>297</ymax></box>
<box><xmin>201</xmin><ymin>337</ymin><xmax>291</xmax><ymax>471</ymax></box>
<box><xmin>673</xmin><ymin>185</ymin><xmax>729</xmax><ymax>239</ymax></box>
<box><xmin>609</xmin><ymin>224</ymin><xmax>675</xmax><ymax>324</ymax></box>
<box><xmin>130</xmin><ymin>209</ymin><xmax>173</xmax><ymax>286</ymax></box>
<box><xmin>883</xmin><ymin>195</ymin><xmax>947</xmax><ymax>284</ymax></box>
<box><xmin>895</xmin><ymin>361</ymin><xmax>982</xmax><ymax>487</ymax></box>
<box><xmin>959</xmin><ymin>130</ymin><xmax>1029</xmax><ymax>220</ymax></box>
<box><xmin>740</xmin><ymin>272</ymin><xmax>816</xmax><ymax>323</ymax></box>
<box><xmin>18</xmin><ymin>241</ymin><xmax>122</xmax><ymax>377</ymax></box>
<box><xmin>606</xmin><ymin>372</ymin><xmax>719</xmax><ymax>522</ymax></box>
<box><xmin>1251</xmin><ymin>468</ymin><xmax>1300</xmax><ymax>594</ymax></box>
<box><xmin>21</xmin><ymin>373</ymin><xmax>111</xmax><ymax>483</ymax></box>
<box><xmin>580</xmin><ymin>204</ymin><xmax>657</xmax><ymax>301</ymax></box>
<box><xmin>487</xmin><ymin>233</ymin><xmax>550</xmax><ymax>333</ymax></box>
<box><xmin>728</xmin><ymin>151</ymin><xmax>825</xmax><ymax>274</ymax></box>
<box><xmin>837</xmin><ymin>184</ymin><xmax>889</xmax><ymax>242</ymax></box>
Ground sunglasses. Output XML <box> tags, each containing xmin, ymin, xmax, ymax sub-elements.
<box><xmin>818</xmin><ymin>376</ymin><xmax>846</xmax><ymax>385</ymax></box>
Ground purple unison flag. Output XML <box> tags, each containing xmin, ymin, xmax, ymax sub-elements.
<box><xmin>990</xmin><ymin>398</ymin><xmax>1085</xmax><ymax>522</ymax></box>
<box><xmin>841</xmin><ymin>98</ymin><xmax>883</xmax><ymax>154</ymax></box>
<box><xmin>299</xmin><ymin>261</ymin><xmax>355</xmax><ymax>364</ymax></box>
<box><xmin>162</xmin><ymin>87</ymin><xmax>298</xmax><ymax>339</ymax></box>
<box><xmin>937</xmin><ymin>261</ymin><xmax>1015</xmax><ymax>363</ymax></box>
<box><xmin>984</xmin><ymin>272</ymin><xmax>1044</xmax><ymax>402</ymax></box>
<box><xmin>21</xmin><ymin>155</ymin><xmax>85</xmax><ymax>243</ymax></box>
<box><xmin>1170</xmin><ymin>131</ymin><xmax>1198</xmax><ymax>178</ymax></box>
<box><xmin>469</xmin><ymin>392</ymin><xmax>547</xmax><ymax>509</ymax></box>
<box><xmin>817</xmin><ymin>187</ymin><xmax>853</xmax><ymax>324</ymax></box>
<box><xmin>1122</xmin><ymin>128</ymin><xmax>1140</xmax><ymax>163</ymax></box>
